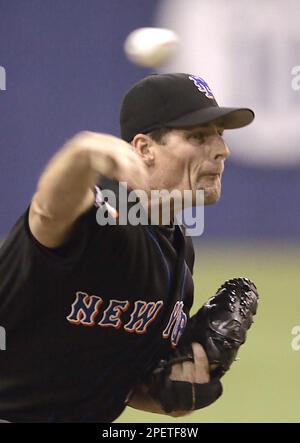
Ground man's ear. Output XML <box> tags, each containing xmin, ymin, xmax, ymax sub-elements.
<box><xmin>131</xmin><ymin>134</ymin><xmax>155</xmax><ymax>166</ymax></box>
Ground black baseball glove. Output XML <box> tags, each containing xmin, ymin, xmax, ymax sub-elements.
<box><xmin>147</xmin><ymin>277</ymin><xmax>259</xmax><ymax>413</ymax></box>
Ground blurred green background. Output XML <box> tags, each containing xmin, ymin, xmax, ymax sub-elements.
<box><xmin>117</xmin><ymin>242</ymin><xmax>300</xmax><ymax>423</ymax></box>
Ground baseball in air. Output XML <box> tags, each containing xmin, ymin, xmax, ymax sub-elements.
<box><xmin>124</xmin><ymin>27</ymin><xmax>179</xmax><ymax>68</ymax></box>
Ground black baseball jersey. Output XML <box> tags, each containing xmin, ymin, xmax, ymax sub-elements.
<box><xmin>0</xmin><ymin>186</ymin><xmax>195</xmax><ymax>423</ymax></box>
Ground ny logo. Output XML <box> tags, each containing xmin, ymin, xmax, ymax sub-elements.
<box><xmin>189</xmin><ymin>75</ymin><xmax>214</xmax><ymax>99</ymax></box>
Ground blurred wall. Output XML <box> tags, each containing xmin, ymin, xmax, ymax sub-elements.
<box><xmin>0</xmin><ymin>0</ymin><xmax>159</xmax><ymax>236</ymax></box>
<box><xmin>0</xmin><ymin>0</ymin><xmax>299</xmax><ymax>239</ymax></box>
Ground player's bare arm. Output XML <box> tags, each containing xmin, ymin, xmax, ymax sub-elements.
<box><xmin>29</xmin><ymin>131</ymin><xmax>149</xmax><ymax>248</ymax></box>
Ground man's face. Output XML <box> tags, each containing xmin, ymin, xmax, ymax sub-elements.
<box><xmin>148</xmin><ymin>124</ymin><xmax>230</xmax><ymax>205</ymax></box>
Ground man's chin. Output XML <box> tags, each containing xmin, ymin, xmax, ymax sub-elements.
<box><xmin>188</xmin><ymin>185</ymin><xmax>221</xmax><ymax>206</ymax></box>
<box><xmin>203</xmin><ymin>187</ymin><xmax>221</xmax><ymax>205</ymax></box>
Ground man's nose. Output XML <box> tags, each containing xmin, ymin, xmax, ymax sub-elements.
<box><xmin>212</xmin><ymin>138</ymin><xmax>230</xmax><ymax>161</ymax></box>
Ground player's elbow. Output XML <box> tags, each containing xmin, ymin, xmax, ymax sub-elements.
<box><xmin>30</xmin><ymin>193</ymin><xmax>56</xmax><ymax>221</ymax></box>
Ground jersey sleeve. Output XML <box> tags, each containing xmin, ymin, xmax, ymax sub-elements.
<box><xmin>11</xmin><ymin>193</ymin><xmax>115</xmax><ymax>271</ymax></box>
<box><xmin>23</xmin><ymin>204</ymin><xmax>96</xmax><ymax>264</ymax></box>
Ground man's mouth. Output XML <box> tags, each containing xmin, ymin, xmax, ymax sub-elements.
<box><xmin>200</xmin><ymin>167</ymin><xmax>223</xmax><ymax>177</ymax></box>
<box><xmin>202</xmin><ymin>172</ymin><xmax>221</xmax><ymax>178</ymax></box>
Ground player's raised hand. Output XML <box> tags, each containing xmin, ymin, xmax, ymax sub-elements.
<box><xmin>66</xmin><ymin>131</ymin><xmax>149</xmax><ymax>191</ymax></box>
<box><xmin>29</xmin><ymin>131</ymin><xmax>149</xmax><ymax>248</ymax></box>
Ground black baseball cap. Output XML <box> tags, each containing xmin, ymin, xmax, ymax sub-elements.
<box><xmin>120</xmin><ymin>73</ymin><xmax>255</xmax><ymax>142</ymax></box>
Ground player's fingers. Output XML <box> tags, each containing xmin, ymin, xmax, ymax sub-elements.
<box><xmin>170</xmin><ymin>344</ymin><xmax>210</xmax><ymax>384</ymax></box>
<box><xmin>169</xmin><ymin>361</ymin><xmax>185</xmax><ymax>381</ymax></box>
<box><xmin>94</xmin><ymin>138</ymin><xmax>150</xmax><ymax>190</ymax></box>
<box><xmin>71</xmin><ymin>131</ymin><xmax>150</xmax><ymax>192</ymax></box>
<box><xmin>121</xmin><ymin>151</ymin><xmax>150</xmax><ymax>185</ymax></box>
<box><xmin>191</xmin><ymin>342</ymin><xmax>210</xmax><ymax>384</ymax></box>
<box><xmin>169</xmin><ymin>359</ymin><xmax>196</xmax><ymax>383</ymax></box>
<box><xmin>114</xmin><ymin>157</ymin><xmax>149</xmax><ymax>190</ymax></box>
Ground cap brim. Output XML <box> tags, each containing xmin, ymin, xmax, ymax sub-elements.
<box><xmin>165</xmin><ymin>107</ymin><xmax>255</xmax><ymax>130</ymax></box>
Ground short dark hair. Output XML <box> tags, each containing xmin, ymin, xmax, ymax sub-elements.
<box><xmin>146</xmin><ymin>127</ymin><xmax>170</xmax><ymax>145</ymax></box>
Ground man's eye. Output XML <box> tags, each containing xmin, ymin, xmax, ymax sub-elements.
<box><xmin>189</xmin><ymin>134</ymin><xmax>206</xmax><ymax>141</ymax></box>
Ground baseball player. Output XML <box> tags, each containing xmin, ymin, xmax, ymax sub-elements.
<box><xmin>0</xmin><ymin>73</ymin><xmax>259</xmax><ymax>422</ymax></box>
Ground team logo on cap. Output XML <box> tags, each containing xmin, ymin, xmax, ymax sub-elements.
<box><xmin>188</xmin><ymin>75</ymin><xmax>215</xmax><ymax>99</ymax></box>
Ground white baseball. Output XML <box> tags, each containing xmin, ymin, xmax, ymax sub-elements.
<box><xmin>124</xmin><ymin>27</ymin><xmax>179</xmax><ymax>68</ymax></box>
